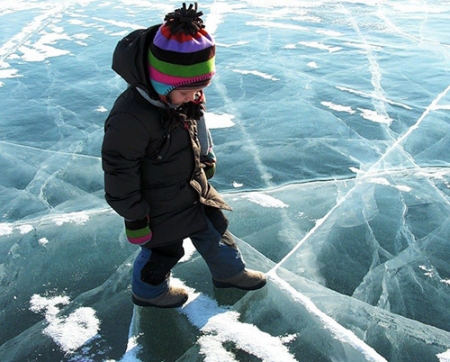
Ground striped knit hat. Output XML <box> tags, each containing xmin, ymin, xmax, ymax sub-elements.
<box><xmin>149</xmin><ymin>3</ymin><xmax>215</xmax><ymax>98</ymax></box>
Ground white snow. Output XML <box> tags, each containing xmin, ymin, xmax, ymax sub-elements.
<box><xmin>241</xmin><ymin>193</ymin><xmax>289</xmax><ymax>208</ymax></box>
<box><xmin>30</xmin><ymin>294</ymin><xmax>100</xmax><ymax>353</ymax></box>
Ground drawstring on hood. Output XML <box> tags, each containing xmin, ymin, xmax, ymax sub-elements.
<box><xmin>136</xmin><ymin>87</ymin><xmax>213</xmax><ymax>155</ymax></box>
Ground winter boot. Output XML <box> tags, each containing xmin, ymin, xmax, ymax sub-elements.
<box><xmin>132</xmin><ymin>286</ymin><xmax>188</xmax><ymax>308</ymax></box>
<box><xmin>212</xmin><ymin>269</ymin><xmax>267</xmax><ymax>290</ymax></box>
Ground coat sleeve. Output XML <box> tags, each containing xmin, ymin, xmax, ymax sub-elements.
<box><xmin>101</xmin><ymin>112</ymin><xmax>150</xmax><ymax>220</ymax></box>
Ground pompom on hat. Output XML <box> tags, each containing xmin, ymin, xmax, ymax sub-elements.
<box><xmin>148</xmin><ymin>3</ymin><xmax>215</xmax><ymax>99</ymax></box>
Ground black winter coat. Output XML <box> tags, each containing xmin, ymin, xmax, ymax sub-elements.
<box><xmin>101</xmin><ymin>26</ymin><xmax>231</xmax><ymax>247</ymax></box>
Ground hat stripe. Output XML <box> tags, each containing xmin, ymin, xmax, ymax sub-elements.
<box><xmin>149</xmin><ymin>52</ymin><xmax>215</xmax><ymax>78</ymax></box>
<box><xmin>150</xmin><ymin>44</ymin><xmax>215</xmax><ymax>67</ymax></box>
<box><xmin>149</xmin><ymin>65</ymin><xmax>214</xmax><ymax>85</ymax></box>
<box><xmin>160</xmin><ymin>25</ymin><xmax>212</xmax><ymax>42</ymax></box>
<box><xmin>154</xmin><ymin>26</ymin><xmax>214</xmax><ymax>53</ymax></box>
<box><xmin>151</xmin><ymin>77</ymin><xmax>211</xmax><ymax>96</ymax></box>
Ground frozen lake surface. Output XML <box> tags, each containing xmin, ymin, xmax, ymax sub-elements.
<box><xmin>1</xmin><ymin>0</ymin><xmax>450</xmax><ymax>361</ymax></box>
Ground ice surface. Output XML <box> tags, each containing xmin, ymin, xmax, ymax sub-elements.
<box><xmin>1</xmin><ymin>0</ymin><xmax>450</xmax><ymax>361</ymax></box>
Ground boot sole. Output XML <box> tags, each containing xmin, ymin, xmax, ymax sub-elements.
<box><xmin>132</xmin><ymin>294</ymin><xmax>188</xmax><ymax>308</ymax></box>
<box><xmin>212</xmin><ymin>278</ymin><xmax>267</xmax><ymax>291</ymax></box>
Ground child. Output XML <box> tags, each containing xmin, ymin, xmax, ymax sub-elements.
<box><xmin>102</xmin><ymin>3</ymin><xmax>266</xmax><ymax>308</ymax></box>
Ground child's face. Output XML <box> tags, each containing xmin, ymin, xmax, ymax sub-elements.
<box><xmin>169</xmin><ymin>88</ymin><xmax>203</xmax><ymax>106</ymax></box>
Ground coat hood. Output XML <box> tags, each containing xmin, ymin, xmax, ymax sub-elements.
<box><xmin>111</xmin><ymin>25</ymin><xmax>160</xmax><ymax>99</ymax></box>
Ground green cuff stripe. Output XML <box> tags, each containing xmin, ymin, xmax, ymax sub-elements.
<box><xmin>126</xmin><ymin>226</ymin><xmax>151</xmax><ymax>238</ymax></box>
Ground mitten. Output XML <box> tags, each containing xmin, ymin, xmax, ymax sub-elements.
<box><xmin>202</xmin><ymin>150</ymin><xmax>216</xmax><ymax>179</ymax></box>
<box><xmin>124</xmin><ymin>216</ymin><xmax>152</xmax><ymax>245</ymax></box>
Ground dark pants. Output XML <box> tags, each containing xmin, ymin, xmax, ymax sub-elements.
<box><xmin>132</xmin><ymin>213</ymin><xmax>245</xmax><ymax>299</ymax></box>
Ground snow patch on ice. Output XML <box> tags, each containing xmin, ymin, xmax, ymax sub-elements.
<box><xmin>0</xmin><ymin>223</ymin><xmax>34</xmax><ymax>236</ymax></box>
<box><xmin>438</xmin><ymin>349</ymin><xmax>450</xmax><ymax>362</ymax></box>
<box><xmin>395</xmin><ymin>184</ymin><xmax>412</xmax><ymax>192</ymax></box>
<box><xmin>369</xmin><ymin>177</ymin><xmax>391</xmax><ymax>186</ymax></box>
<box><xmin>96</xmin><ymin>106</ymin><xmax>108</xmax><ymax>112</ymax></box>
<box><xmin>368</xmin><ymin>177</ymin><xmax>411</xmax><ymax>192</ymax></box>
<box><xmin>316</xmin><ymin>29</ymin><xmax>345</xmax><ymax>37</ymax></box>
<box><xmin>358</xmin><ymin>108</ymin><xmax>392</xmax><ymax>124</ymax></box>
<box><xmin>204</xmin><ymin>1</ymin><xmax>232</xmax><ymax>35</ymax></box>
<box><xmin>178</xmin><ymin>281</ymin><xmax>297</xmax><ymax>362</ymax></box>
<box><xmin>52</xmin><ymin>211</ymin><xmax>90</xmax><ymax>226</ymax></box>
<box><xmin>17</xmin><ymin>224</ymin><xmax>34</xmax><ymax>234</ymax></box>
<box><xmin>242</xmin><ymin>193</ymin><xmax>289</xmax><ymax>208</ymax></box>
<box><xmin>39</xmin><ymin>237</ymin><xmax>49</xmax><ymax>246</ymax></box>
<box><xmin>0</xmin><ymin>224</ymin><xmax>14</xmax><ymax>236</ymax></box>
<box><xmin>19</xmin><ymin>27</ymin><xmax>72</xmax><ymax>62</ymax></box>
<box><xmin>322</xmin><ymin>101</ymin><xmax>355</xmax><ymax>114</ymax></box>
<box><xmin>206</xmin><ymin>113</ymin><xmax>235</xmax><ymax>129</ymax></box>
<box><xmin>179</xmin><ymin>238</ymin><xmax>196</xmax><ymax>263</ymax></box>
<box><xmin>30</xmin><ymin>294</ymin><xmax>100</xmax><ymax>353</ymax></box>
<box><xmin>300</xmin><ymin>41</ymin><xmax>342</xmax><ymax>53</ymax></box>
<box><xmin>233</xmin><ymin>181</ymin><xmax>244</xmax><ymax>188</ymax></box>
<box><xmin>233</xmin><ymin>69</ymin><xmax>280</xmax><ymax>81</ymax></box>
<box><xmin>0</xmin><ymin>68</ymin><xmax>21</xmax><ymax>79</ymax></box>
